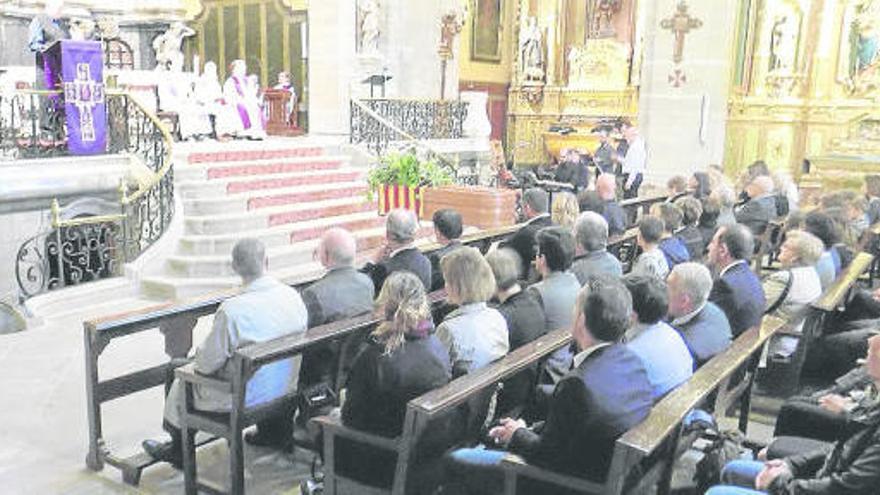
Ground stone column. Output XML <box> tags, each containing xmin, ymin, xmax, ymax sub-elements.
<box><xmin>637</xmin><ymin>0</ymin><xmax>739</xmax><ymax>186</ymax></box>
<box><xmin>308</xmin><ymin>0</ymin><xmax>357</xmax><ymax>135</ymax></box>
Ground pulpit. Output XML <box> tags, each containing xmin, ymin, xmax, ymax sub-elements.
<box><xmin>47</xmin><ymin>40</ymin><xmax>107</xmax><ymax>155</ymax></box>
<box><xmin>263</xmin><ymin>89</ymin><xmax>302</xmax><ymax>136</ymax></box>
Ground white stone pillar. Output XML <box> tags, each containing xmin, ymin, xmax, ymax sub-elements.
<box><xmin>637</xmin><ymin>0</ymin><xmax>739</xmax><ymax>186</ymax></box>
<box><xmin>308</xmin><ymin>0</ymin><xmax>357</xmax><ymax>135</ymax></box>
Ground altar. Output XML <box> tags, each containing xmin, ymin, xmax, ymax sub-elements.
<box><xmin>799</xmin><ymin>115</ymin><xmax>880</xmax><ymax>198</ymax></box>
<box><xmin>506</xmin><ymin>1</ymin><xmax>640</xmax><ymax>167</ymax></box>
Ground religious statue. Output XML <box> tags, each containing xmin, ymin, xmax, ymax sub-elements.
<box><xmin>588</xmin><ymin>0</ymin><xmax>622</xmax><ymax>39</ymax></box>
<box><xmin>153</xmin><ymin>22</ymin><xmax>196</xmax><ymax>71</ymax></box>
<box><xmin>358</xmin><ymin>0</ymin><xmax>380</xmax><ymax>54</ymax></box>
<box><xmin>849</xmin><ymin>2</ymin><xmax>880</xmax><ymax>76</ymax></box>
<box><xmin>519</xmin><ymin>17</ymin><xmax>545</xmax><ymax>82</ymax></box>
<box><xmin>223</xmin><ymin>60</ymin><xmax>267</xmax><ymax>140</ymax></box>
<box><xmin>769</xmin><ymin>15</ymin><xmax>798</xmax><ymax>72</ymax></box>
<box><xmin>439</xmin><ymin>10</ymin><xmax>464</xmax><ymax>59</ymax></box>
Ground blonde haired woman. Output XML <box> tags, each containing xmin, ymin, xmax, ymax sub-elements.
<box><xmin>437</xmin><ymin>247</ymin><xmax>509</xmax><ymax>376</ymax></box>
<box><xmin>551</xmin><ymin>191</ymin><xmax>580</xmax><ymax>232</ymax></box>
<box><xmin>342</xmin><ymin>272</ymin><xmax>451</xmax><ymax>439</ymax></box>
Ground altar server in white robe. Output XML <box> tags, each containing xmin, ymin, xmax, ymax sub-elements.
<box><xmin>195</xmin><ymin>61</ymin><xmax>240</xmax><ymax>139</ymax></box>
<box><xmin>223</xmin><ymin>59</ymin><xmax>266</xmax><ymax>139</ymax></box>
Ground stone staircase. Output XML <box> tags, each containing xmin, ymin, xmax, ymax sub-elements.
<box><xmin>140</xmin><ymin>139</ymin><xmax>433</xmax><ymax>300</ymax></box>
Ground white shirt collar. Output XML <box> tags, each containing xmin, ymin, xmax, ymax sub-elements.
<box><xmin>672</xmin><ymin>301</ymin><xmax>707</xmax><ymax>327</ymax></box>
<box><xmin>389</xmin><ymin>244</ymin><xmax>417</xmax><ymax>259</ymax></box>
<box><xmin>572</xmin><ymin>342</ymin><xmax>612</xmax><ymax>369</ymax></box>
<box><xmin>719</xmin><ymin>259</ymin><xmax>746</xmax><ymax>278</ymax></box>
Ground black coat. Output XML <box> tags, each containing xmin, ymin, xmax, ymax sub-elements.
<box><xmin>494</xmin><ymin>290</ymin><xmax>548</xmax><ymax>413</ymax></box>
<box><xmin>428</xmin><ymin>240</ymin><xmax>465</xmax><ymax>291</ymax></box>
<box><xmin>500</xmin><ymin>215</ymin><xmax>554</xmax><ymax>278</ymax></box>
<box><xmin>361</xmin><ymin>246</ymin><xmax>432</xmax><ymax>294</ymax></box>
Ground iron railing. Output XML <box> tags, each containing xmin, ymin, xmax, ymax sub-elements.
<box><xmin>351</xmin><ymin>98</ymin><xmax>466</xmax><ymax>148</ymax></box>
<box><xmin>14</xmin><ymin>91</ymin><xmax>174</xmax><ymax>299</ymax></box>
<box><xmin>0</xmin><ymin>91</ymin><xmax>67</xmax><ymax>159</ymax></box>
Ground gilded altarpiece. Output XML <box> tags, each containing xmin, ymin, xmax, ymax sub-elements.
<box><xmin>725</xmin><ymin>0</ymin><xmax>880</xmax><ymax>186</ymax></box>
<box><xmin>506</xmin><ymin>0</ymin><xmax>641</xmax><ymax>167</ymax></box>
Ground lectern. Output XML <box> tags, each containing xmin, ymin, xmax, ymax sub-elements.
<box><xmin>45</xmin><ymin>40</ymin><xmax>107</xmax><ymax>155</ymax></box>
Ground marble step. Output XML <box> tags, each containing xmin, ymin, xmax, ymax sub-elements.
<box><xmin>178</xmin><ymin>211</ymin><xmax>386</xmax><ymax>256</ymax></box>
<box><xmin>24</xmin><ymin>277</ymin><xmax>138</xmax><ymax>323</ymax></box>
<box><xmin>185</xmin><ymin>145</ymin><xmax>324</xmax><ymax>164</ymax></box>
<box><xmin>178</xmin><ymin>168</ymin><xmax>364</xmax><ymax>199</ymax></box>
<box><xmin>182</xmin><ymin>181</ymin><xmax>368</xmax><ymax>216</ymax></box>
<box><xmin>184</xmin><ymin>196</ymin><xmax>377</xmax><ymax>235</ymax></box>
<box><xmin>174</xmin><ymin>155</ymin><xmax>348</xmax><ymax>183</ymax></box>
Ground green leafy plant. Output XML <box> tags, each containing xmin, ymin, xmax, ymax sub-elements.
<box><xmin>366</xmin><ymin>151</ymin><xmax>453</xmax><ymax>200</ymax></box>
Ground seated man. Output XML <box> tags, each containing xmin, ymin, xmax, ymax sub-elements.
<box><xmin>429</xmin><ymin>208</ymin><xmax>465</xmax><ymax>291</ymax></box>
<box><xmin>706</xmin><ymin>335</ymin><xmax>880</xmax><ymax>495</ymax></box>
<box><xmin>361</xmin><ymin>208</ymin><xmax>432</xmax><ymax>292</ymax></box>
<box><xmin>143</xmin><ymin>238</ymin><xmax>308</xmax><ymax>463</ymax></box>
<box><xmin>444</xmin><ymin>279</ymin><xmax>653</xmax><ymax>492</ymax></box>
<box><xmin>631</xmin><ymin>216</ymin><xmax>670</xmax><ymax>280</ymax></box>
<box><xmin>570</xmin><ymin>211</ymin><xmax>623</xmax><ymax>286</ymax></box>
<box><xmin>734</xmin><ymin>175</ymin><xmax>777</xmax><ymax>237</ymax></box>
<box><xmin>623</xmin><ymin>274</ymin><xmax>693</xmax><ymax>401</ymax></box>
<box><xmin>707</xmin><ymin>224</ymin><xmax>766</xmax><ymax>337</ymax></box>
<box><xmin>297</xmin><ymin>228</ymin><xmax>375</xmax><ymax>407</ymax></box>
<box><xmin>553</xmin><ymin>149</ymin><xmax>589</xmax><ymax>192</ymax></box>
<box><xmin>500</xmin><ymin>188</ymin><xmax>553</xmax><ymax>279</ymax></box>
<box><xmin>667</xmin><ymin>262</ymin><xmax>733</xmax><ymax>367</ymax></box>
<box><xmin>654</xmin><ymin>202</ymin><xmax>692</xmax><ymax>270</ymax></box>
<box><xmin>596</xmin><ymin>173</ymin><xmax>626</xmax><ymax>236</ymax></box>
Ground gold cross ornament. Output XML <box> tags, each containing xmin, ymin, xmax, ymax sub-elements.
<box><xmin>660</xmin><ymin>1</ymin><xmax>703</xmax><ymax>65</ymax></box>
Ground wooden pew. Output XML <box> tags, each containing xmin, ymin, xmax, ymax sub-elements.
<box><xmin>497</xmin><ymin>316</ymin><xmax>787</xmax><ymax>495</ymax></box>
<box><xmin>175</xmin><ymin>291</ymin><xmax>448</xmax><ymax>495</ymax></box>
<box><xmin>81</xmin><ymin>224</ymin><xmax>520</xmax><ymax>485</ymax></box>
<box><xmin>313</xmin><ymin>329</ymin><xmax>572</xmax><ymax>495</ymax></box>
<box><xmin>620</xmin><ymin>193</ymin><xmax>668</xmax><ymax>228</ymax></box>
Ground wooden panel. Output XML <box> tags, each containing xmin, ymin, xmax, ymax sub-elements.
<box><xmin>421</xmin><ymin>186</ymin><xmax>518</xmax><ymax>229</ymax></box>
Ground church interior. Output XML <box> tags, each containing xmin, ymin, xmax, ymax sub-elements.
<box><xmin>2</xmin><ymin>0</ymin><xmax>880</xmax><ymax>493</ymax></box>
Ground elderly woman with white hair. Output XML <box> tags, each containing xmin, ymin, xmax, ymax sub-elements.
<box><xmin>570</xmin><ymin>211</ymin><xmax>623</xmax><ymax>285</ymax></box>
<box><xmin>436</xmin><ymin>247</ymin><xmax>509</xmax><ymax>376</ymax></box>
<box><xmin>361</xmin><ymin>208</ymin><xmax>432</xmax><ymax>293</ymax></box>
<box><xmin>762</xmin><ymin>230</ymin><xmax>825</xmax><ymax>360</ymax></box>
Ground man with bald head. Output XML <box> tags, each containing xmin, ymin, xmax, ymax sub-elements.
<box><xmin>143</xmin><ymin>238</ymin><xmax>308</xmax><ymax>464</ymax></box>
<box><xmin>597</xmin><ymin>173</ymin><xmax>626</xmax><ymax>236</ymax></box>
<box><xmin>361</xmin><ymin>208</ymin><xmax>432</xmax><ymax>291</ymax></box>
<box><xmin>735</xmin><ymin>175</ymin><xmax>778</xmax><ymax>236</ymax></box>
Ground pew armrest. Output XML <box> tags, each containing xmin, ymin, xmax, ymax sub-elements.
<box><xmin>311</xmin><ymin>415</ymin><xmax>401</xmax><ymax>451</ymax></box>
<box><xmin>175</xmin><ymin>363</ymin><xmax>232</xmax><ymax>393</ymax></box>
<box><xmin>500</xmin><ymin>454</ymin><xmax>604</xmax><ymax>493</ymax></box>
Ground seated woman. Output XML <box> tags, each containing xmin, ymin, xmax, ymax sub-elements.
<box><xmin>804</xmin><ymin>211</ymin><xmax>843</xmax><ymax>289</ymax></box>
<box><xmin>338</xmin><ymin>271</ymin><xmax>452</xmax><ymax>486</ymax></box>
<box><xmin>436</xmin><ymin>247</ymin><xmax>509</xmax><ymax>377</ymax></box>
<box><xmin>761</xmin><ymin>230</ymin><xmax>824</xmax><ymax>361</ymax></box>
<box><xmin>706</xmin><ymin>335</ymin><xmax>880</xmax><ymax>495</ymax></box>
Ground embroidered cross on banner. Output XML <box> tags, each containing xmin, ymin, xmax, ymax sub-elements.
<box><xmin>63</xmin><ymin>62</ymin><xmax>105</xmax><ymax>142</ymax></box>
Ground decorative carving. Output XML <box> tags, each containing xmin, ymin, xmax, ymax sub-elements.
<box><xmin>764</xmin><ymin>72</ymin><xmax>804</xmax><ymax>98</ymax></box>
<box><xmin>567</xmin><ymin>40</ymin><xmax>630</xmax><ymax>90</ymax></box>
<box><xmin>521</xmin><ymin>83</ymin><xmax>544</xmax><ymax>105</ymax></box>
<box><xmin>668</xmin><ymin>68</ymin><xmax>687</xmax><ymax>87</ymax></box>
<box><xmin>660</xmin><ymin>1</ymin><xmax>702</xmax><ymax>65</ymax></box>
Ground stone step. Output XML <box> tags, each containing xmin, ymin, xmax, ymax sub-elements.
<box><xmin>177</xmin><ymin>168</ymin><xmax>364</xmax><ymax>199</ymax></box>
<box><xmin>181</xmin><ymin>181</ymin><xmax>367</xmax><ymax>216</ymax></box>
<box><xmin>166</xmin><ymin>226</ymin><xmax>392</xmax><ymax>278</ymax></box>
<box><xmin>24</xmin><ymin>277</ymin><xmax>138</xmax><ymax>322</ymax></box>
<box><xmin>185</xmin><ymin>145</ymin><xmax>324</xmax><ymax>164</ymax></box>
<box><xmin>183</xmin><ymin>196</ymin><xmax>377</xmax><ymax>235</ymax></box>
<box><xmin>173</xmin><ymin>155</ymin><xmax>348</xmax><ymax>183</ymax></box>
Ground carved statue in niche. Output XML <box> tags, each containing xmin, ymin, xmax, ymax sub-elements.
<box><xmin>519</xmin><ymin>16</ymin><xmax>545</xmax><ymax>82</ymax></box>
<box><xmin>769</xmin><ymin>15</ymin><xmax>798</xmax><ymax>72</ymax></box>
<box><xmin>153</xmin><ymin>22</ymin><xmax>195</xmax><ymax>71</ymax></box>
<box><xmin>837</xmin><ymin>0</ymin><xmax>880</xmax><ymax>94</ymax></box>
<box><xmin>588</xmin><ymin>0</ymin><xmax>622</xmax><ymax>38</ymax></box>
<box><xmin>358</xmin><ymin>0</ymin><xmax>381</xmax><ymax>54</ymax></box>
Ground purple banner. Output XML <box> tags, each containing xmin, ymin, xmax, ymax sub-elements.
<box><xmin>60</xmin><ymin>41</ymin><xmax>106</xmax><ymax>155</ymax></box>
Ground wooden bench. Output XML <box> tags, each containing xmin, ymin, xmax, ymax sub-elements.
<box><xmin>175</xmin><ymin>291</ymin><xmax>447</xmax><ymax>495</ymax></box>
<box><xmin>497</xmin><ymin>316</ymin><xmax>787</xmax><ymax>495</ymax></box>
<box><xmin>620</xmin><ymin>193</ymin><xmax>668</xmax><ymax>228</ymax></box>
<box><xmin>82</xmin><ymin>225</ymin><xmax>521</xmax><ymax>485</ymax></box>
<box><xmin>313</xmin><ymin>329</ymin><xmax>572</xmax><ymax>495</ymax></box>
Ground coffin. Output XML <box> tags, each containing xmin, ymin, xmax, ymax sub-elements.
<box><xmin>421</xmin><ymin>186</ymin><xmax>518</xmax><ymax>229</ymax></box>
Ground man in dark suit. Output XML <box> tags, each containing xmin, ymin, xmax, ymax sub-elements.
<box><xmin>294</xmin><ymin>228</ymin><xmax>375</xmax><ymax>422</ymax></box>
<box><xmin>735</xmin><ymin>175</ymin><xmax>777</xmax><ymax>237</ymax></box>
<box><xmin>596</xmin><ymin>173</ymin><xmax>626</xmax><ymax>236</ymax></box>
<box><xmin>707</xmin><ymin>224</ymin><xmax>766</xmax><ymax>337</ymax></box>
<box><xmin>429</xmin><ymin>208</ymin><xmax>465</xmax><ymax>291</ymax></box>
<box><xmin>500</xmin><ymin>188</ymin><xmax>553</xmax><ymax>278</ymax></box>
<box><xmin>361</xmin><ymin>208</ymin><xmax>431</xmax><ymax>292</ymax></box>
<box><xmin>444</xmin><ymin>279</ymin><xmax>653</xmax><ymax>491</ymax></box>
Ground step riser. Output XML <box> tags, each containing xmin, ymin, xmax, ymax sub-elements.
<box><xmin>248</xmin><ymin>186</ymin><xmax>367</xmax><ymax>210</ymax></box>
<box><xmin>185</xmin><ymin>214</ymin><xmax>269</xmax><ymax>236</ymax></box>
<box><xmin>226</xmin><ymin>171</ymin><xmax>363</xmax><ymax>194</ymax></box>
<box><xmin>207</xmin><ymin>160</ymin><xmax>343</xmax><ymax>179</ymax></box>
<box><xmin>184</xmin><ymin>201</ymin><xmax>376</xmax><ymax>235</ymax></box>
<box><xmin>179</xmin><ymin>231</ymin><xmax>290</xmax><ymax>256</ymax></box>
<box><xmin>187</xmin><ymin>147</ymin><xmax>324</xmax><ymax>163</ymax></box>
<box><xmin>290</xmin><ymin>217</ymin><xmax>386</xmax><ymax>243</ymax></box>
<box><xmin>268</xmin><ymin>202</ymin><xmax>376</xmax><ymax>228</ymax></box>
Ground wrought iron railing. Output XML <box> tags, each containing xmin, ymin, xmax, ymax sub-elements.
<box><xmin>14</xmin><ymin>91</ymin><xmax>174</xmax><ymax>299</ymax></box>
<box><xmin>0</xmin><ymin>91</ymin><xmax>68</xmax><ymax>159</ymax></box>
<box><xmin>352</xmin><ymin>98</ymin><xmax>466</xmax><ymax>145</ymax></box>
<box><xmin>349</xmin><ymin>98</ymin><xmax>477</xmax><ymax>185</ymax></box>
